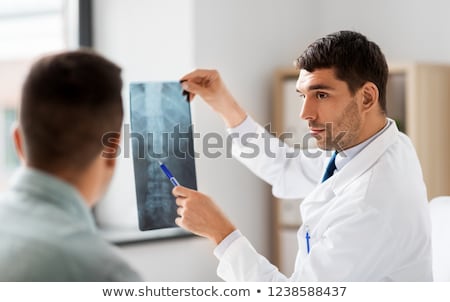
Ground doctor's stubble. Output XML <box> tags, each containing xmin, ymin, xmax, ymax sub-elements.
<box><xmin>315</xmin><ymin>96</ymin><xmax>361</xmax><ymax>152</ymax></box>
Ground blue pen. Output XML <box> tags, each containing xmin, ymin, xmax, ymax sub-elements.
<box><xmin>158</xmin><ymin>161</ymin><xmax>180</xmax><ymax>187</ymax></box>
<box><xmin>305</xmin><ymin>225</ymin><xmax>311</xmax><ymax>254</ymax></box>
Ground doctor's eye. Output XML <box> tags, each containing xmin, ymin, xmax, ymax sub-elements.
<box><xmin>316</xmin><ymin>92</ymin><xmax>329</xmax><ymax>100</ymax></box>
<box><xmin>298</xmin><ymin>94</ymin><xmax>306</xmax><ymax>101</ymax></box>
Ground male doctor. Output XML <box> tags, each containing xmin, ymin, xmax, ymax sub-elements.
<box><xmin>175</xmin><ymin>31</ymin><xmax>432</xmax><ymax>281</ymax></box>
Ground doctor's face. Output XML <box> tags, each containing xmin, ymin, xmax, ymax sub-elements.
<box><xmin>296</xmin><ymin>68</ymin><xmax>362</xmax><ymax>151</ymax></box>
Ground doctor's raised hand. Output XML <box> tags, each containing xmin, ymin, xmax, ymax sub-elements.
<box><xmin>180</xmin><ymin>69</ymin><xmax>247</xmax><ymax>128</ymax></box>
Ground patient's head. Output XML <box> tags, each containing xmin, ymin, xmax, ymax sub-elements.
<box><xmin>15</xmin><ymin>50</ymin><xmax>123</xmax><ymax>205</ymax></box>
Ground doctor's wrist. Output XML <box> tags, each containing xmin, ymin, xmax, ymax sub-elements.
<box><xmin>218</xmin><ymin>98</ymin><xmax>247</xmax><ymax>128</ymax></box>
<box><xmin>211</xmin><ymin>224</ymin><xmax>237</xmax><ymax>245</ymax></box>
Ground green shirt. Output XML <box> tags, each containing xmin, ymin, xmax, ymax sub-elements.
<box><xmin>0</xmin><ymin>167</ymin><xmax>141</xmax><ymax>281</ymax></box>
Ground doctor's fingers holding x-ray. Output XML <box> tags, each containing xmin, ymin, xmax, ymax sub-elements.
<box><xmin>180</xmin><ymin>70</ymin><xmax>247</xmax><ymax>128</ymax></box>
<box><xmin>172</xmin><ymin>186</ymin><xmax>236</xmax><ymax>245</ymax></box>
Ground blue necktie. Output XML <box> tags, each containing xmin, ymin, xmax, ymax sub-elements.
<box><xmin>321</xmin><ymin>151</ymin><xmax>337</xmax><ymax>182</ymax></box>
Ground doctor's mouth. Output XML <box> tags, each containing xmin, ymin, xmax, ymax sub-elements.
<box><xmin>100</xmin><ymin>122</ymin><xmax>348</xmax><ymax>160</ymax></box>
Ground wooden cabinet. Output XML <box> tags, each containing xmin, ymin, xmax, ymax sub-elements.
<box><xmin>270</xmin><ymin>64</ymin><xmax>450</xmax><ymax>273</ymax></box>
<box><xmin>389</xmin><ymin>63</ymin><xmax>450</xmax><ymax>200</ymax></box>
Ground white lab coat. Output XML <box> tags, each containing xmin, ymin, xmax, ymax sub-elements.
<box><xmin>217</xmin><ymin>117</ymin><xmax>432</xmax><ymax>281</ymax></box>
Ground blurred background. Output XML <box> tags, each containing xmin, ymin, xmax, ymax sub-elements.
<box><xmin>1</xmin><ymin>0</ymin><xmax>449</xmax><ymax>281</ymax></box>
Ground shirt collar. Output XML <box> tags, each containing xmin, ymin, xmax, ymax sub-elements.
<box><xmin>9</xmin><ymin>166</ymin><xmax>97</xmax><ymax>232</ymax></box>
<box><xmin>335</xmin><ymin>119</ymin><xmax>391</xmax><ymax>172</ymax></box>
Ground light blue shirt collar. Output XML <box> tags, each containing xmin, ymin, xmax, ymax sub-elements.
<box><xmin>335</xmin><ymin>119</ymin><xmax>391</xmax><ymax>172</ymax></box>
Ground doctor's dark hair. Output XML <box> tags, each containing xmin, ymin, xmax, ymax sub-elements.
<box><xmin>20</xmin><ymin>50</ymin><xmax>123</xmax><ymax>173</ymax></box>
<box><xmin>295</xmin><ymin>30</ymin><xmax>389</xmax><ymax>112</ymax></box>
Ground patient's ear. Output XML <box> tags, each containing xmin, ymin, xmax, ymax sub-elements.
<box><xmin>12</xmin><ymin>124</ymin><xmax>25</xmax><ymax>162</ymax></box>
<box><xmin>100</xmin><ymin>132</ymin><xmax>121</xmax><ymax>169</ymax></box>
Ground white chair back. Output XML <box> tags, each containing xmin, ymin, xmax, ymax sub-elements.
<box><xmin>430</xmin><ymin>196</ymin><xmax>450</xmax><ymax>281</ymax></box>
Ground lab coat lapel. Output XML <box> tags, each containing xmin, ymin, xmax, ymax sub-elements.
<box><xmin>331</xmin><ymin>120</ymin><xmax>399</xmax><ymax>196</ymax></box>
<box><xmin>301</xmin><ymin>120</ymin><xmax>399</xmax><ymax>214</ymax></box>
<box><xmin>300</xmin><ymin>172</ymin><xmax>336</xmax><ymax>220</ymax></box>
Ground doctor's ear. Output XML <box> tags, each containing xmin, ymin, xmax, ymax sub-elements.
<box><xmin>360</xmin><ymin>82</ymin><xmax>379</xmax><ymax>112</ymax></box>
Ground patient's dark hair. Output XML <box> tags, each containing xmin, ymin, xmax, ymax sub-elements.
<box><xmin>295</xmin><ymin>30</ymin><xmax>388</xmax><ymax>112</ymax></box>
<box><xmin>20</xmin><ymin>50</ymin><xmax>123</xmax><ymax>172</ymax></box>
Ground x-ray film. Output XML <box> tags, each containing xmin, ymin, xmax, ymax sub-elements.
<box><xmin>129</xmin><ymin>82</ymin><xmax>197</xmax><ymax>231</ymax></box>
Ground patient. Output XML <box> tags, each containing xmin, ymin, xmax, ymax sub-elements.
<box><xmin>0</xmin><ymin>50</ymin><xmax>141</xmax><ymax>281</ymax></box>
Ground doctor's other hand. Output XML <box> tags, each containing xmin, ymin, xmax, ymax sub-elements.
<box><xmin>172</xmin><ymin>185</ymin><xmax>236</xmax><ymax>245</ymax></box>
<box><xmin>180</xmin><ymin>69</ymin><xmax>247</xmax><ymax>128</ymax></box>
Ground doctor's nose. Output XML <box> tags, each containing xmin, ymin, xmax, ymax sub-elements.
<box><xmin>299</xmin><ymin>97</ymin><xmax>317</xmax><ymax>121</ymax></box>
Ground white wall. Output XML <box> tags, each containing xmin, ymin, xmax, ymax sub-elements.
<box><xmin>93</xmin><ymin>0</ymin><xmax>314</xmax><ymax>281</ymax></box>
<box><xmin>314</xmin><ymin>0</ymin><xmax>450</xmax><ymax>64</ymax></box>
